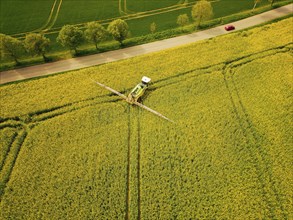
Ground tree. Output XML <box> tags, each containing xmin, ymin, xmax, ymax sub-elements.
<box><xmin>191</xmin><ymin>0</ymin><xmax>213</xmax><ymax>27</ymax></box>
<box><xmin>150</xmin><ymin>22</ymin><xmax>157</xmax><ymax>34</ymax></box>
<box><xmin>84</xmin><ymin>22</ymin><xmax>107</xmax><ymax>51</ymax></box>
<box><xmin>0</xmin><ymin>34</ymin><xmax>23</xmax><ymax>64</ymax></box>
<box><xmin>253</xmin><ymin>0</ymin><xmax>261</xmax><ymax>10</ymax></box>
<box><xmin>107</xmin><ymin>19</ymin><xmax>129</xmax><ymax>45</ymax></box>
<box><xmin>177</xmin><ymin>14</ymin><xmax>190</xmax><ymax>28</ymax></box>
<box><xmin>24</xmin><ymin>33</ymin><xmax>50</xmax><ymax>61</ymax></box>
<box><xmin>268</xmin><ymin>0</ymin><xmax>275</xmax><ymax>6</ymax></box>
<box><xmin>57</xmin><ymin>25</ymin><xmax>83</xmax><ymax>54</ymax></box>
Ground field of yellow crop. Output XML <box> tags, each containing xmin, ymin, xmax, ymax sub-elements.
<box><xmin>0</xmin><ymin>17</ymin><xmax>292</xmax><ymax>219</ymax></box>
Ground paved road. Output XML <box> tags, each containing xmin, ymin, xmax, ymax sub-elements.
<box><xmin>1</xmin><ymin>4</ymin><xmax>292</xmax><ymax>84</ymax></box>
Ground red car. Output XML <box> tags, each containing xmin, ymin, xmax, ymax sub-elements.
<box><xmin>225</xmin><ymin>25</ymin><xmax>235</xmax><ymax>31</ymax></box>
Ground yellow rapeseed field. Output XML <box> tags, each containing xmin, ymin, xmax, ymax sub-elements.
<box><xmin>0</xmin><ymin>17</ymin><xmax>292</xmax><ymax>219</ymax></box>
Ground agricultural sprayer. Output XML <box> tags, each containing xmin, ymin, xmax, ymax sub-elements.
<box><xmin>92</xmin><ymin>76</ymin><xmax>174</xmax><ymax>122</ymax></box>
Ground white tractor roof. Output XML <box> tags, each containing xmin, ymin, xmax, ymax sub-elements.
<box><xmin>142</xmin><ymin>76</ymin><xmax>151</xmax><ymax>83</ymax></box>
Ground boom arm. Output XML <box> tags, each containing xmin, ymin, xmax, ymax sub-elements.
<box><xmin>92</xmin><ymin>80</ymin><xmax>127</xmax><ymax>99</ymax></box>
<box><xmin>92</xmin><ymin>79</ymin><xmax>174</xmax><ymax>123</ymax></box>
<box><xmin>134</xmin><ymin>101</ymin><xmax>174</xmax><ymax>123</ymax></box>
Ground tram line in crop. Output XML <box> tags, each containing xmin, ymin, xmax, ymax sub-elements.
<box><xmin>124</xmin><ymin>105</ymin><xmax>143</xmax><ymax>219</ymax></box>
<box><xmin>125</xmin><ymin>105</ymin><xmax>131</xmax><ymax>220</ymax></box>
<box><xmin>0</xmin><ymin>128</ymin><xmax>27</xmax><ymax>200</ymax></box>
<box><xmin>151</xmin><ymin>43</ymin><xmax>291</xmax><ymax>92</ymax></box>
<box><xmin>222</xmin><ymin>51</ymin><xmax>289</xmax><ymax>219</ymax></box>
<box><xmin>229</xmin><ymin>75</ymin><xmax>287</xmax><ymax>219</ymax></box>
<box><xmin>0</xmin><ymin>131</ymin><xmax>17</xmax><ymax>172</ymax></box>
<box><xmin>137</xmin><ymin>107</ymin><xmax>142</xmax><ymax>219</ymax></box>
<box><xmin>0</xmin><ymin>95</ymin><xmax>119</xmax><ymax>200</ymax></box>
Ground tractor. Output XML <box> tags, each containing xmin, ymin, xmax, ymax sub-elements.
<box><xmin>126</xmin><ymin>76</ymin><xmax>151</xmax><ymax>103</ymax></box>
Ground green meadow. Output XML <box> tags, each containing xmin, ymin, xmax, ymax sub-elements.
<box><xmin>1</xmin><ymin>0</ymin><xmax>270</xmax><ymax>35</ymax></box>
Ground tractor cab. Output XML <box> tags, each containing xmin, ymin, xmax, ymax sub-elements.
<box><xmin>127</xmin><ymin>76</ymin><xmax>151</xmax><ymax>103</ymax></box>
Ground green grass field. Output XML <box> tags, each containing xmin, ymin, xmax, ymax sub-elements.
<box><xmin>1</xmin><ymin>0</ymin><xmax>271</xmax><ymax>35</ymax></box>
<box><xmin>0</xmin><ymin>0</ymin><xmax>55</xmax><ymax>34</ymax></box>
<box><xmin>0</xmin><ymin>18</ymin><xmax>292</xmax><ymax>219</ymax></box>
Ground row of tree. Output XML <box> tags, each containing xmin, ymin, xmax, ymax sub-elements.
<box><xmin>0</xmin><ymin>19</ymin><xmax>129</xmax><ymax>64</ymax></box>
<box><xmin>0</xmin><ymin>0</ymin><xmax>276</xmax><ymax>64</ymax></box>
<box><xmin>57</xmin><ymin>19</ymin><xmax>129</xmax><ymax>54</ymax></box>
<box><xmin>151</xmin><ymin>1</ymin><xmax>213</xmax><ymax>33</ymax></box>
<box><xmin>0</xmin><ymin>33</ymin><xmax>50</xmax><ymax>64</ymax></box>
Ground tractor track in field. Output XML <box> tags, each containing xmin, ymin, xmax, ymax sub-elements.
<box><xmin>11</xmin><ymin>0</ymin><xmax>199</xmax><ymax>38</ymax></box>
<box><xmin>49</xmin><ymin>0</ymin><xmax>198</xmax><ymax>31</ymax></box>
<box><xmin>222</xmin><ymin>49</ymin><xmax>289</xmax><ymax>219</ymax></box>
<box><xmin>35</xmin><ymin>0</ymin><xmax>63</xmax><ymax>32</ymax></box>
<box><xmin>0</xmin><ymin>129</ymin><xmax>28</xmax><ymax>201</ymax></box>
<box><xmin>125</xmin><ymin>105</ymin><xmax>131</xmax><ymax>220</ymax></box>
<box><xmin>0</xmin><ymin>131</ymin><xmax>18</xmax><ymax>172</ymax></box>
<box><xmin>0</xmin><ymin>83</ymin><xmax>133</xmax><ymax>131</ymax></box>
<box><xmin>125</xmin><ymin>105</ymin><xmax>142</xmax><ymax>220</ymax></box>
<box><xmin>28</xmin><ymin>0</ymin><xmax>59</xmax><ymax>33</ymax></box>
<box><xmin>223</xmin><ymin>74</ymin><xmax>284</xmax><ymax>219</ymax></box>
<box><xmin>223</xmin><ymin>75</ymin><xmax>278</xmax><ymax>219</ymax></box>
<box><xmin>42</xmin><ymin>0</ymin><xmax>63</xmax><ymax>32</ymax></box>
<box><xmin>151</xmin><ymin>43</ymin><xmax>291</xmax><ymax>90</ymax></box>
<box><xmin>0</xmin><ymin>95</ymin><xmax>120</xmax><ymax>131</ymax></box>
<box><xmin>137</xmin><ymin>107</ymin><xmax>142</xmax><ymax>220</ymax></box>
<box><xmin>13</xmin><ymin>0</ymin><xmax>63</xmax><ymax>38</ymax></box>
<box><xmin>0</xmin><ymin>94</ymin><xmax>122</xmax><ymax>200</ymax></box>
<box><xmin>119</xmin><ymin>0</ymin><xmax>133</xmax><ymax>15</ymax></box>
<box><xmin>229</xmin><ymin>75</ymin><xmax>287</xmax><ymax>219</ymax></box>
